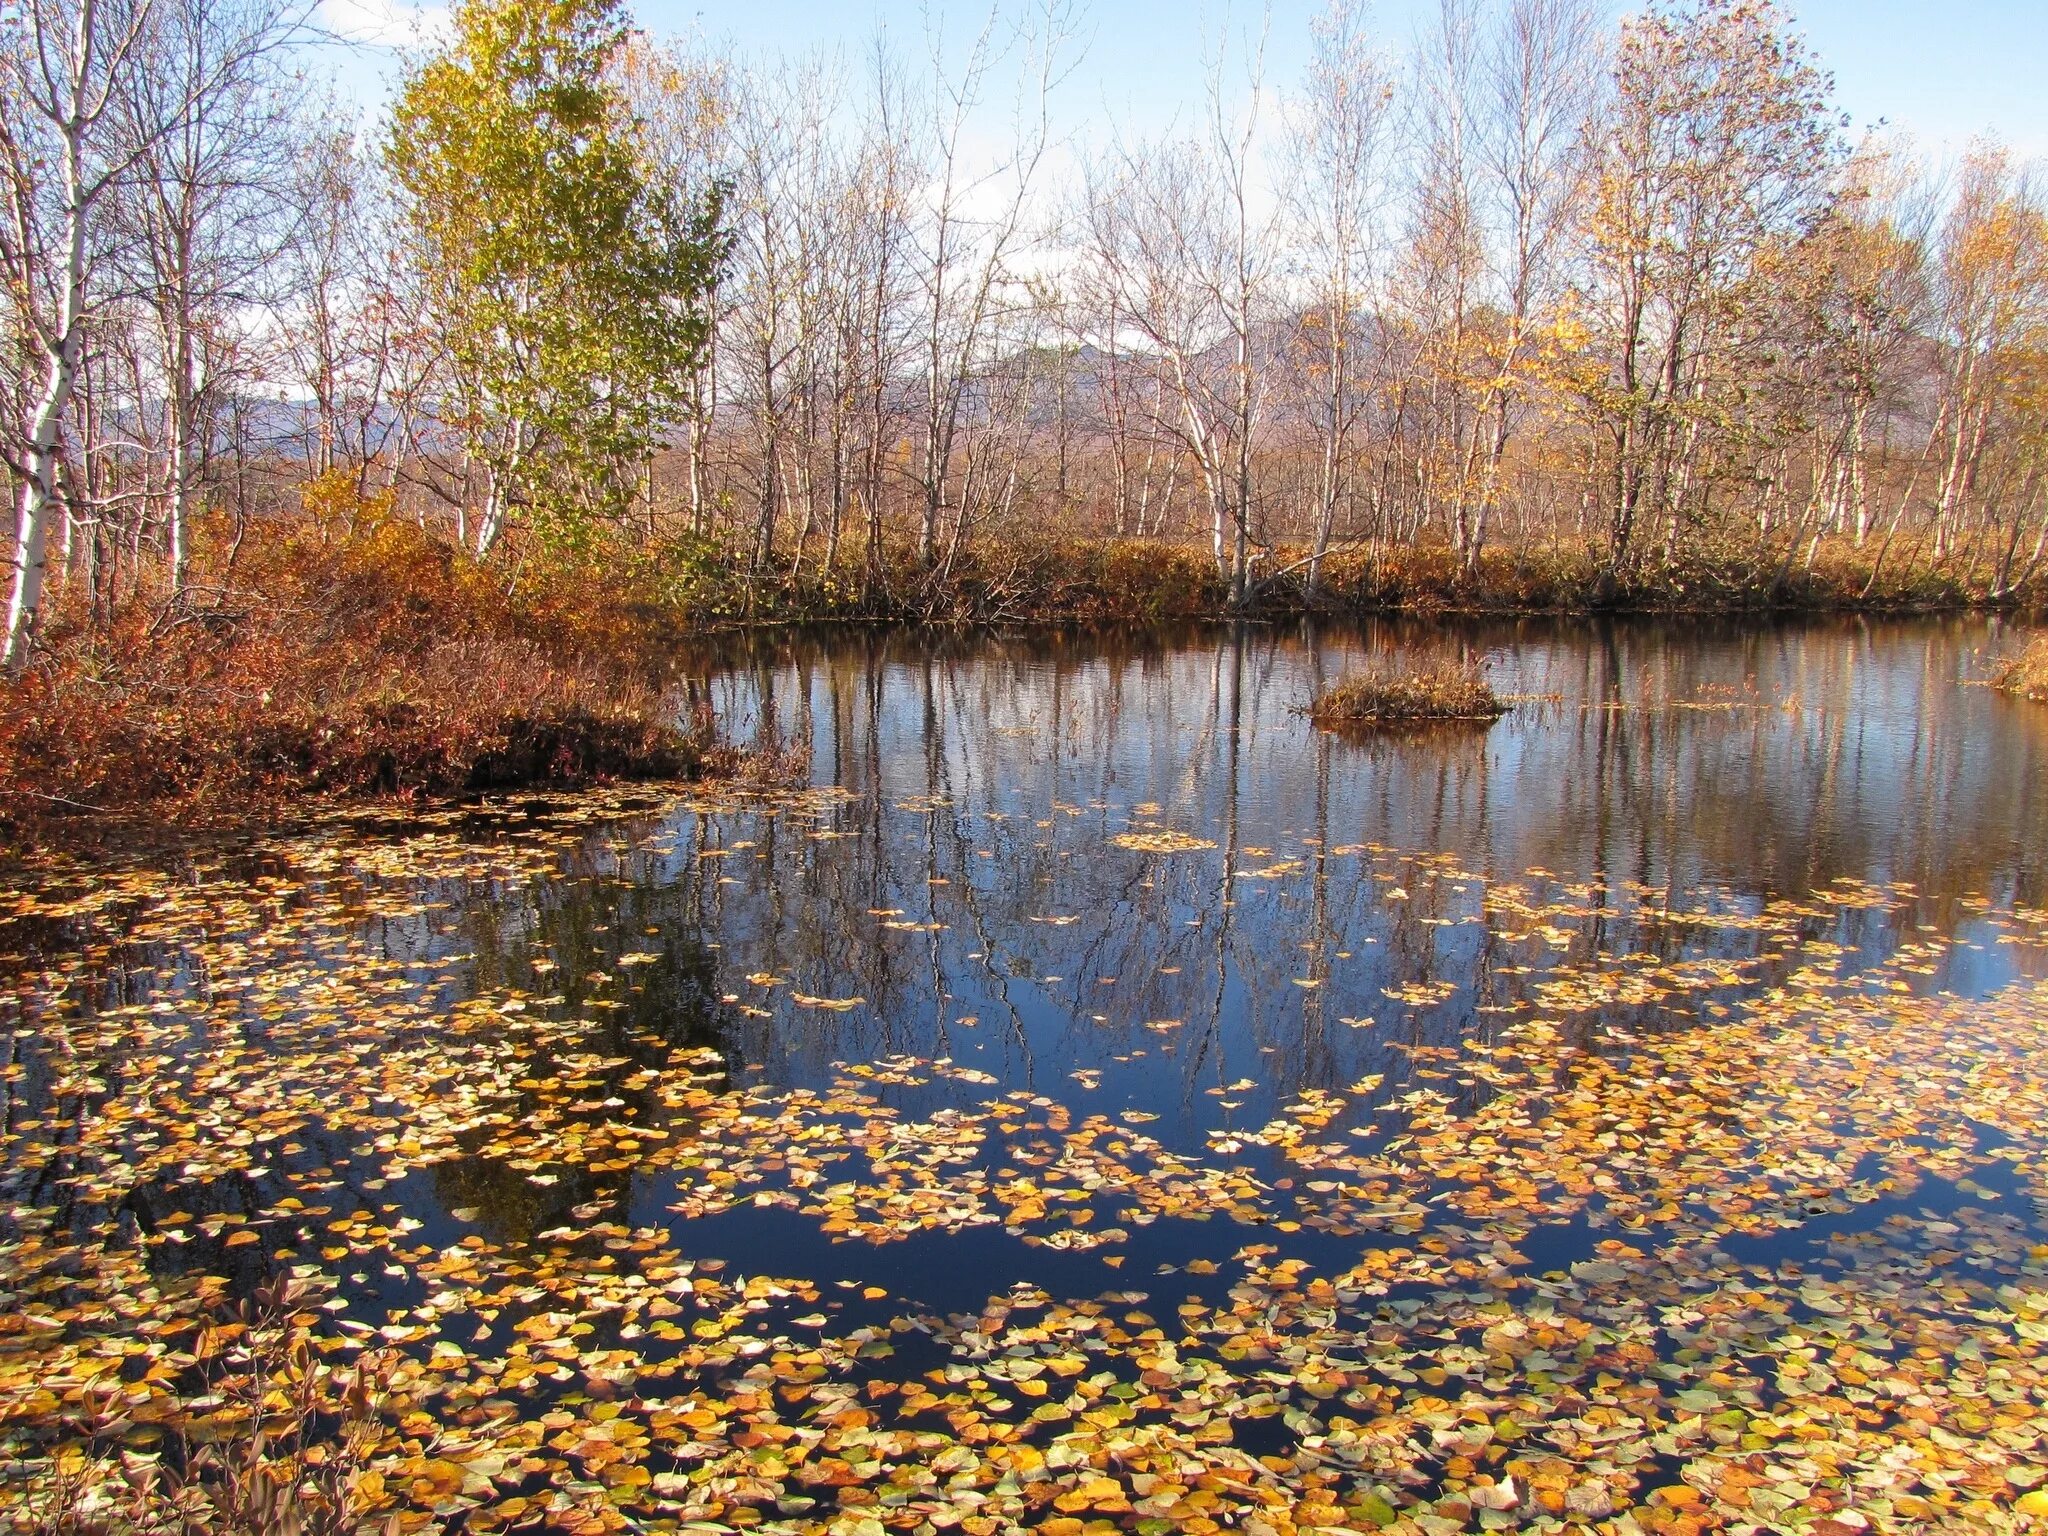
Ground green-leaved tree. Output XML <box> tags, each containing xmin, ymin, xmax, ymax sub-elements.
<box><xmin>387</xmin><ymin>0</ymin><xmax>724</xmax><ymax>556</ymax></box>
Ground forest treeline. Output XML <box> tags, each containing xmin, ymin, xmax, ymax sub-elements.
<box><xmin>1</xmin><ymin>0</ymin><xmax>2045</xmax><ymax>822</ymax></box>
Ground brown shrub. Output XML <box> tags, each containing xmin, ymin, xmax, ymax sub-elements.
<box><xmin>0</xmin><ymin>506</ymin><xmax>704</xmax><ymax>844</ymax></box>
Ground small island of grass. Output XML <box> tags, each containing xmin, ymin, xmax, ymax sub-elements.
<box><xmin>1994</xmin><ymin>639</ymin><xmax>2048</xmax><ymax>702</ymax></box>
<box><xmin>1307</xmin><ymin>663</ymin><xmax>1509</xmax><ymax>727</ymax></box>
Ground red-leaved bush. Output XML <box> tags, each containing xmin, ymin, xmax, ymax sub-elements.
<box><xmin>0</xmin><ymin>501</ymin><xmax>709</xmax><ymax>844</ymax></box>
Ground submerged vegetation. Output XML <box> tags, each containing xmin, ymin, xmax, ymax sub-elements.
<box><xmin>1308</xmin><ymin>663</ymin><xmax>1507</xmax><ymax>726</ymax></box>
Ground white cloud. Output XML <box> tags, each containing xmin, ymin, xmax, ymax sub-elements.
<box><xmin>318</xmin><ymin>0</ymin><xmax>451</xmax><ymax>50</ymax></box>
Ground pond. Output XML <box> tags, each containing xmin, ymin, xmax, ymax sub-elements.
<box><xmin>5</xmin><ymin>616</ymin><xmax>2048</xmax><ymax>1533</ymax></box>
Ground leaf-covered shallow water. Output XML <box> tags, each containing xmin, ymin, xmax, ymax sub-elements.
<box><xmin>6</xmin><ymin>617</ymin><xmax>2048</xmax><ymax>1534</ymax></box>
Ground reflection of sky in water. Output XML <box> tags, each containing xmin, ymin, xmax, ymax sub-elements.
<box><xmin>13</xmin><ymin>617</ymin><xmax>2048</xmax><ymax>1314</ymax></box>
<box><xmin>688</xmin><ymin>615</ymin><xmax>2047</xmax><ymax>917</ymax></box>
<box><xmin>374</xmin><ymin>621</ymin><xmax>2043</xmax><ymax>1229</ymax></box>
<box><xmin>12</xmin><ymin>622</ymin><xmax>2048</xmax><ymax>1536</ymax></box>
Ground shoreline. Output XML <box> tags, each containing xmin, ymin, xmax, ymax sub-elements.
<box><xmin>601</xmin><ymin>535</ymin><xmax>2045</xmax><ymax>632</ymax></box>
<box><xmin>4</xmin><ymin>535</ymin><xmax>2038</xmax><ymax>851</ymax></box>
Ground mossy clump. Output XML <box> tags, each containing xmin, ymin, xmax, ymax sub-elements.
<box><xmin>1308</xmin><ymin>664</ymin><xmax>1507</xmax><ymax>726</ymax></box>
<box><xmin>1993</xmin><ymin>638</ymin><xmax>2048</xmax><ymax>702</ymax></box>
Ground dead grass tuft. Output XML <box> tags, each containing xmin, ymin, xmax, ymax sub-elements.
<box><xmin>1307</xmin><ymin>663</ymin><xmax>1508</xmax><ymax>727</ymax></box>
<box><xmin>1993</xmin><ymin>637</ymin><xmax>2048</xmax><ymax>701</ymax></box>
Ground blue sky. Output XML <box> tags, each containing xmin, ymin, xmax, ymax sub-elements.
<box><xmin>319</xmin><ymin>0</ymin><xmax>2048</xmax><ymax>162</ymax></box>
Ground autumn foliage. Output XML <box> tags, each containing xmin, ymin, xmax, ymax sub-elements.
<box><xmin>0</xmin><ymin>485</ymin><xmax>710</xmax><ymax>842</ymax></box>
<box><xmin>1994</xmin><ymin>636</ymin><xmax>2048</xmax><ymax>701</ymax></box>
<box><xmin>6</xmin><ymin>487</ymin><xmax>2023</xmax><ymax>846</ymax></box>
<box><xmin>6</xmin><ymin>789</ymin><xmax>2047</xmax><ymax>1533</ymax></box>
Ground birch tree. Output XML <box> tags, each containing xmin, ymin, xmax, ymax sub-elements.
<box><xmin>1464</xmin><ymin>0</ymin><xmax>1600</xmax><ymax>570</ymax></box>
<box><xmin>1575</xmin><ymin>0</ymin><xmax>1841</xmax><ymax>579</ymax></box>
<box><xmin>387</xmin><ymin>0</ymin><xmax>726</xmax><ymax>557</ymax></box>
<box><xmin>906</xmin><ymin>2</ymin><xmax>1068</xmax><ymax>575</ymax></box>
<box><xmin>275</xmin><ymin>125</ymin><xmax>420</xmax><ymax>491</ymax></box>
<box><xmin>1079</xmin><ymin>37</ymin><xmax>1278</xmax><ymax>604</ymax></box>
<box><xmin>1286</xmin><ymin>0</ymin><xmax>1397</xmax><ymax>593</ymax></box>
<box><xmin>1926</xmin><ymin>150</ymin><xmax>2048</xmax><ymax>570</ymax></box>
<box><xmin>114</xmin><ymin>0</ymin><xmax>304</xmax><ymax>592</ymax></box>
<box><xmin>0</xmin><ymin>0</ymin><xmax>300</xmax><ymax>666</ymax></box>
<box><xmin>616</xmin><ymin>35</ymin><xmax>731</xmax><ymax>540</ymax></box>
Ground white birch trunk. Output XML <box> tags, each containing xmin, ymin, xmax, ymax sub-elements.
<box><xmin>3</xmin><ymin>93</ymin><xmax>92</xmax><ymax>671</ymax></box>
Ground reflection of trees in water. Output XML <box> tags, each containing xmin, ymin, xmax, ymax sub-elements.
<box><xmin>10</xmin><ymin>620</ymin><xmax>2044</xmax><ymax>1265</ymax></box>
<box><xmin>720</xmin><ymin>616</ymin><xmax>2046</xmax><ymax>917</ymax></box>
<box><xmin>433</xmin><ymin>869</ymin><xmax>736</xmax><ymax>1246</ymax></box>
<box><xmin>618</xmin><ymin>616</ymin><xmax>2046</xmax><ymax>1129</ymax></box>
<box><xmin>1490</xmin><ymin>618</ymin><xmax>2048</xmax><ymax>925</ymax></box>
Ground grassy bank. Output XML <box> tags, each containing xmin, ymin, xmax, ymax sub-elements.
<box><xmin>645</xmin><ymin>532</ymin><xmax>2022</xmax><ymax>627</ymax></box>
<box><xmin>0</xmin><ymin>516</ymin><xmax>725</xmax><ymax>848</ymax></box>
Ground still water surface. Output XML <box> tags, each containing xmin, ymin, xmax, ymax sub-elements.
<box><xmin>126</xmin><ymin>620</ymin><xmax>2045</xmax><ymax>1286</ymax></box>
<box><xmin>8</xmin><ymin>616</ymin><xmax>2048</xmax><ymax>1518</ymax></box>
